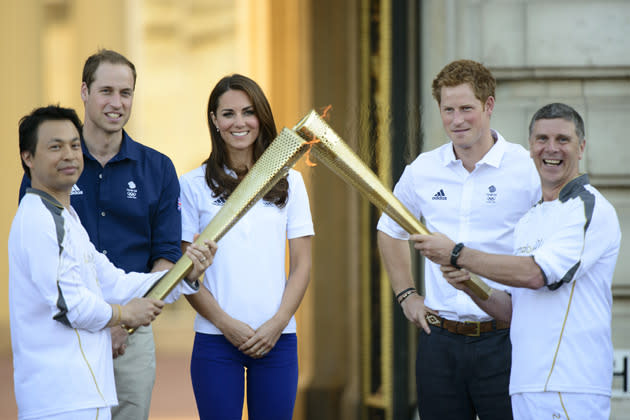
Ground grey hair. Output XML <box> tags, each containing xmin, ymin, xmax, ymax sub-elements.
<box><xmin>528</xmin><ymin>103</ymin><xmax>585</xmax><ymax>140</ymax></box>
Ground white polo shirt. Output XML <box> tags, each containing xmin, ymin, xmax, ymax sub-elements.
<box><xmin>510</xmin><ymin>174</ymin><xmax>621</xmax><ymax>397</ymax></box>
<box><xmin>180</xmin><ymin>166</ymin><xmax>314</xmax><ymax>335</ymax></box>
<box><xmin>377</xmin><ymin>130</ymin><xmax>541</xmax><ymax>321</ymax></box>
<box><xmin>9</xmin><ymin>189</ymin><xmax>195</xmax><ymax>420</ymax></box>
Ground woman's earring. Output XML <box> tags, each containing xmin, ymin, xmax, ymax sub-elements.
<box><xmin>216</xmin><ymin>126</ymin><xmax>220</xmax><ymax>132</ymax></box>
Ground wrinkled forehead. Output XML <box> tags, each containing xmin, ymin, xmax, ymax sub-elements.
<box><xmin>530</xmin><ymin>118</ymin><xmax>579</xmax><ymax>138</ymax></box>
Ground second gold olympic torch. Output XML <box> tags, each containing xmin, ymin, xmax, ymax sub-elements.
<box><xmin>128</xmin><ymin>128</ymin><xmax>310</xmax><ymax>333</ymax></box>
<box><xmin>293</xmin><ymin>110</ymin><xmax>491</xmax><ymax>300</ymax></box>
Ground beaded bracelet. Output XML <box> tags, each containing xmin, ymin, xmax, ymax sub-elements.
<box><xmin>396</xmin><ymin>287</ymin><xmax>416</xmax><ymax>301</ymax></box>
<box><xmin>398</xmin><ymin>289</ymin><xmax>417</xmax><ymax>305</ymax></box>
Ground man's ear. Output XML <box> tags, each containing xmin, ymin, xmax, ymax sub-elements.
<box><xmin>80</xmin><ymin>82</ymin><xmax>89</xmax><ymax>102</ymax></box>
<box><xmin>21</xmin><ymin>151</ymin><xmax>33</xmax><ymax>169</ymax></box>
<box><xmin>484</xmin><ymin>96</ymin><xmax>495</xmax><ymax>115</ymax></box>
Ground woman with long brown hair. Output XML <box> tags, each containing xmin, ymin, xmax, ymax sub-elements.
<box><xmin>180</xmin><ymin>74</ymin><xmax>313</xmax><ymax>420</ymax></box>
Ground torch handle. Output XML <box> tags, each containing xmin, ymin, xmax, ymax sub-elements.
<box><xmin>462</xmin><ymin>274</ymin><xmax>493</xmax><ymax>301</ymax></box>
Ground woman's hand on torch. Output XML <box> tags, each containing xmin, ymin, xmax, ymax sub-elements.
<box><xmin>186</xmin><ymin>239</ymin><xmax>218</xmax><ymax>280</ymax></box>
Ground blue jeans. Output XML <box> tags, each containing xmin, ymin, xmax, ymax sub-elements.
<box><xmin>190</xmin><ymin>333</ymin><xmax>298</xmax><ymax>420</ymax></box>
<box><xmin>416</xmin><ymin>325</ymin><xmax>513</xmax><ymax>420</ymax></box>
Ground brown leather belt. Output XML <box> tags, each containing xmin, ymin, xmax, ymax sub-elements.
<box><xmin>425</xmin><ymin>313</ymin><xmax>509</xmax><ymax>337</ymax></box>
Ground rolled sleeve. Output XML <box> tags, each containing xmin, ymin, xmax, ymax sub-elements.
<box><xmin>530</xmin><ymin>200</ymin><xmax>587</xmax><ymax>289</ymax></box>
<box><xmin>376</xmin><ymin>166</ymin><xmax>418</xmax><ymax>239</ymax></box>
<box><xmin>150</xmin><ymin>158</ymin><xmax>183</xmax><ymax>264</ymax></box>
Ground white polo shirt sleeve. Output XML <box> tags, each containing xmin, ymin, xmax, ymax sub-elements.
<box><xmin>376</xmin><ymin>165</ymin><xmax>418</xmax><ymax>240</ymax></box>
<box><xmin>286</xmin><ymin>170</ymin><xmax>314</xmax><ymax>239</ymax></box>
<box><xmin>180</xmin><ymin>166</ymin><xmax>207</xmax><ymax>244</ymax></box>
<box><xmin>527</xmin><ymin>185</ymin><xmax>619</xmax><ymax>290</ymax></box>
<box><xmin>529</xmin><ymin>200</ymin><xmax>586</xmax><ymax>288</ymax></box>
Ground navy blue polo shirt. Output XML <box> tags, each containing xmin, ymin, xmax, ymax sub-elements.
<box><xmin>19</xmin><ymin>130</ymin><xmax>182</xmax><ymax>273</ymax></box>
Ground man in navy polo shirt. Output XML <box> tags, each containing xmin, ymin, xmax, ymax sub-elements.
<box><xmin>20</xmin><ymin>49</ymin><xmax>181</xmax><ymax>420</ymax></box>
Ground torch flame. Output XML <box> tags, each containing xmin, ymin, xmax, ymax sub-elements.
<box><xmin>304</xmin><ymin>133</ymin><xmax>321</xmax><ymax>167</ymax></box>
<box><xmin>320</xmin><ymin>104</ymin><xmax>333</xmax><ymax>120</ymax></box>
<box><xmin>302</xmin><ymin>106</ymin><xmax>331</xmax><ymax>167</ymax></box>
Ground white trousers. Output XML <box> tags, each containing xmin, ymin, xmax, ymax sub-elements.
<box><xmin>32</xmin><ymin>407</ymin><xmax>111</xmax><ymax>420</ymax></box>
<box><xmin>512</xmin><ymin>392</ymin><xmax>610</xmax><ymax>420</ymax></box>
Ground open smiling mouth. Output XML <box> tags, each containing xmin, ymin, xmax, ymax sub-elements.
<box><xmin>543</xmin><ymin>159</ymin><xmax>561</xmax><ymax>166</ymax></box>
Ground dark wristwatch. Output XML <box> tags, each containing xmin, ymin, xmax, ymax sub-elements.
<box><xmin>184</xmin><ymin>277</ymin><xmax>200</xmax><ymax>291</ymax></box>
<box><xmin>450</xmin><ymin>242</ymin><xmax>464</xmax><ymax>269</ymax></box>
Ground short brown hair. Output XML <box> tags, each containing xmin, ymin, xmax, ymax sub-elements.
<box><xmin>82</xmin><ymin>49</ymin><xmax>137</xmax><ymax>91</ymax></box>
<box><xmin>431</xmin><ymin>59</ymin><xmax>496</xmax><ymax>105</ymax></box>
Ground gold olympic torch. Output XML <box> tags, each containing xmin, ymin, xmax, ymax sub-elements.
<box><xmin>293</xmin><ymin>110</ymin><xmax>491</xmax><ymax>300</ymax></box>
<box><xmin>128</xmin><ymin>128</ymin><xmax>310</xmax><ymax>333</ymax></box>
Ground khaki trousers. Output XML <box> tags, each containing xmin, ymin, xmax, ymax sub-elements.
<box><xmin>111</xmin><ymin>325</ymin><xmax>156</xmax><ymax>420</ymax></box>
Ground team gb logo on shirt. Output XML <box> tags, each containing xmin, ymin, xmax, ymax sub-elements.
<box><xmin>127</xmin><ymin>181</ymin><xmax>138</xmax><ymax>199</ymax></box>
<box><xmin>486</xmin><ymin>185</ymin><xmax>497</xmax><ymax>204</ymax></box>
